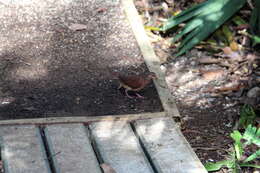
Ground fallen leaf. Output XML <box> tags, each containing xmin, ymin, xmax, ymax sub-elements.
<box><xmin>68</xmin><ymin>24</ymin><xmax>87</xmax><ymax>31</ymax></box>
<box><xmin>230</xmin><ymin>41</ymin><xmax>239</xmax><ymax>51</ymax></box>
<box><xmin>100</xmin><ymin>163</ymin><xmax>117</xmax><ymax>173</ymax></box>
<box><xmin>233</xmin><ymin>24</ymin><xmax>250</xmax><ymax>30</ymax></box>
<box><xmin>199</xmin><ymin>69</ymin><xmax>226</xmax><ymax>81</ymax></box>
<box><xmin>198</xmin><ymin>57</ymin><xmax>222</xmax><ymax>64</ymax></box>
<box><xmin>222</xmin><ymin>47</ymin><xmax>243</xmax><ymax>62</ymax></box>
<box><xmin>222</xmin><ymin>47</ymin><xmax>233</xmax><ymax>54</ymax></box>
<box><xmin>204</xmin><ymin>81</ymin><xmax>247</xmax><ymax>93</ymax></box>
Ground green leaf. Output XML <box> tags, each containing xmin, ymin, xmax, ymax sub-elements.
<box><xmin>243</xmin><ymin>149</ymin><xmax>260</xmax><ymax>163</ymax></box>
<box><xmin>249</xmin><ymin>0</ymin><xmax>260</xmax><ymax>36</ymax></box>
<box><xmin>249</xmin><ymin>0</ymin><xmax>260</xmax><ymax>45</ymax></box>
<box><xmin>243</xmin><ymin>125</ymin><xmax>260</xmax><ymax>146</ymax></box>
<box><xmin>239</xmin><ymin>163</ymin><xmax>260</xmax><ymax>168</ymax></box>
<box><xmin>144</xmin><ymin>26</ymin><xmax>162</xmax><ymax>31</ymax></box>
<box><xmin>222</xmin><ymin>24</ymin><xmax>233</xmax><ymax>43</ymax></box>
<box><xmin>252</xmin><ymin>35</ymin><xmax>260</xmax><ymax>46</ymax></box>
<box><xmin>232</xmin><ymin>15</ymin><xmax>247</xmax><ymax>25</ymax></box>
<box><xmin>162</xmin><ymin>2</ymin><xmax>207</xmax><ymax>31</ymax></box>
<box><xmin>172</xmin><ymin>20</ymin><xmax>201</xmax><ymax>42</ymax></box>
<box><xmin>162</xmin><ymin>0</ymin><xmax>246</xmax><ymax>57</ymax></box>
<box><xmin>231</xmin><ymin>131</ymin><xmax>243</xmax><ymax>143</ymax></box>
<box><xmin>230</xmin><ymin>130</ymin><xmax>243</xmax><ymax>160</ymax></box>
<box><xmin>204</xmin><ymin>160</ymin><xmax>234</xmax><ymax>171</ymax></box>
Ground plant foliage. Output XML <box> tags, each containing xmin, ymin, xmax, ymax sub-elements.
<box><xmin>159</xmin><ymin>0</ymin><xmax>246</xmax><ymax>57</ymax></box>
<box><xmin>205</xmin><ymin>125</ymin><xmax>260</xmax><ymax>172</ymax></box>
<box><xmin>239</xmin><ymin>104</ymin><xmax>256</xmax><ymax>129</ymax></box>
<box><xmin>249</xmin><ymin>0</ymin><xmax>260</xmax><ymax>46</ymax></box>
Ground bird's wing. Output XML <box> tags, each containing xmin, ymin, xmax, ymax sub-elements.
<box><xmin>119</xmin><ymin>76</ymin><xmax>145</xmax><ymax>90</ymax></box>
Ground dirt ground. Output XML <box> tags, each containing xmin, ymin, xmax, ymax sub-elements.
<box><xmin>0</xmin><ymin>0</ymin><xmax>259</xmax><ymax>172</ymax></box>
<box><xmin>134</xmin><ymin>0</ymin><xmax>260</xmax><ymax>171</ymax></box>
<box><xmin>0</xmin><ymin>0</ymin><xmax>163</xmax><ymax>120</ymax></box>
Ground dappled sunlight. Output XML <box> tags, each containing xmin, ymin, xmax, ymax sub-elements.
<box><xmin>0</xmin><ymin>0</ymin><xmax>74</xmax><ymax>7</ymax></box>
<box><xmin>165</xmin><ymin>63</ymin><xmax>220</xmax><ymax>107</ymax></box>
<box><xmin>0</xmin><ymin>0</ymin><xmax>163</xmax><ymax>119</ymax></box>
<box><xmin>137</xmin><ymin>119</ymin><xmax>165</xmax><ymax>142</ymax></box>
<box><xmin>0</xmin><ymin>96</ymin><xmax>15</xmax><ymax>107</ymax></box>
<box><xmin>94</xmin><ymin>121</ymin><xmax>129</xmax><ymax>142</ymax></box>
<box><xmin>13</xmin><ymin>62</ymin><xmax>48</xmax><ymax>81</ymax></box>
<box><xmin>3</xmin><ymin>143</ymin><xmax>30</xmax><ymax>170</ymax></box>
<box><xmin>3</xmin><ymin>148</ymin><xmax>14</xmax><ymax>159</ymax></box>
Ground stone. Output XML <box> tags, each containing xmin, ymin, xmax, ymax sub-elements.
<box><xmin>247</xmin><ymin>87</ymin><xmax>260</xmax><ymax>98</ymax></box>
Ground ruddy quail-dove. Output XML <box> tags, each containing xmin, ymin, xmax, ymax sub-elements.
<box><xmin>113</xmin><ymin>72</ymin><xmax>156</xmax><ymax>98</ymax></box>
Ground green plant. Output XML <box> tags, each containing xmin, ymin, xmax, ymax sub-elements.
<box><xmin>205</xmin><ymin>125</ymin><xmax>260</xmax><ymax>172</ymax></box>
<box><xmin>239</xmin><ymin>104</ymin><xmax>256</xmax><ymax>129</ymax></box>
<box><xmin>158</xmin><ymin>0</ymin><xmax>246</xmax><ymax>57</ymax></box>
<box><xmin>249</xmin><ymin>0</ymin><xmax>260</xmax><ymax>46</ymax></box>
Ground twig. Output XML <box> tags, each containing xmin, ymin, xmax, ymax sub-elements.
<box><xmin>193</xmin><ymin>147</ymin><xmax>228</xmax><ymax>152</ymax></box>
<box><xmin>194</xmin><ymin>147</ymin><xmax>219</xmax><ymax>151</ymax></box>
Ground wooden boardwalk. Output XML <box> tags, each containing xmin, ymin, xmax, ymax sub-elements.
<box><xmin>0</xmin><ymin>2</ymin><xmax>209</xmax><ymax>171</ymax></box>
<box><xmin>0</xmin><ymin>113</ymin><xmax>207</xmax><ymax>173</ymax></box>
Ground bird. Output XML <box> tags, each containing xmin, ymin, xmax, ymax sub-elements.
<box><xmin>112</xmin><ymin>72</ymin><xmax>156</xmax><ymax>98</ymax></box>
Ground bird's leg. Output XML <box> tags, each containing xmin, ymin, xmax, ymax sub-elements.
<box><xmin>135</xmin><ymin>93</ymin><xmax>144</xmax><ymax>99</ymax></box>
<box><xmin>125</xmin><ymin>89</ymin><xmax>133</xmax><ymax>98</ymax></box>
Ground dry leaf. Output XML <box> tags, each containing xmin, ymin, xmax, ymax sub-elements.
<box><xmin>222</xmin><ymin>47</ymin><xmax>243</xmax><ymax>62</ymax></box>
<box><xmin>100</xmin><ymin>163</ymin><xmax>117</xmax><ymax>173</ymax></box>
<box><xmin>222</xmin><ymin>47</ymin><xmax>233</xmax><ymax>54</ymax></box>
<box><xmin>199</xmin><ymin>69</ymin><xmax>226</xmax><ymax>81</ymax></box>
<box><xmin>233</xmin><ymin>24</ymin><xmax>250</xmax><ymax>30</ymax></box>
<box><xmin>215</xmin><ymin>84</ymin><xmax>244</xmax><ymax>92</ymax></box>
<box><xmin>204</xmin><ymin>81</ymin><xmax>247</xmax><ymax>93</ymax></box>
<box><xmin>230</xmin><ymin>41</ymin><xmax>239</xmax><ymax>51</ymax></box>
<box><xmin>198</xmin><ymin>57</ymin><xmax>222</xmax><ymax>64</ymax></box>
<box><xmin>68</xmin><ymin>24</ymin><xmax>87</xmax><ymax>31</ymax></box>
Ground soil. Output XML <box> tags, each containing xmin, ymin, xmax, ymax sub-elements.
<box><xmin>0</xmin><ymin>0</ymin><xmax>259</xmax><ymax>172</ymax></box>
<box><xmin>134</xmin><ymin>0</ymin><xmax>260</xmax><ymax>172</ymax></box>
<box><xmin>0</xmin><ymin>0</ymin><xmax>163</xmax><ymax>120</ymax></box>
<box><xmin>164</xmin><ymin>53</ymin><xmax>240</xmax><ymax>165</ymax></box>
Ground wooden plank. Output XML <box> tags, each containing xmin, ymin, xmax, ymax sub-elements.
<box><xmin>45</xmin><ymin>124</ymin><xmax>101</xmax><ymax>173</ymax></box>
<box><xmin>89</xmin><ymin>121</ymin><xmax>154</xmax><ymax>173</ymax></box>
<box><xmin>122</xmin><ymin>0</ymin><xmax>180</xmax><ymax>118</ymax></box>
<box><xmin>134</xmin><ymin>117</ymin><xmax>207</xmax><ymax>173</ymax></box>
<box><xmin>0</xmin><ymin>125</ymin><xmax>50</xmax><ymax>173</ymax></box>
<box><xmin>0</xmin><ymin>112</ymin><xmax>165</xmax><ymax>126</ymax></box>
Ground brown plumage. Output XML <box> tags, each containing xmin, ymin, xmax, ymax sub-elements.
<box><xmin>113</xmin><ymin>72</ymin><xmax>156</xmax><ymax>98</ymax></box>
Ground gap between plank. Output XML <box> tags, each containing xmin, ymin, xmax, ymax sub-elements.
<box><xmin>85</xmin><ymin>125</ymin><xmax>104</xmax><ymax>165</ymax></box>
<box><xmin>39</xmin><ymin>126</ymin><xmax>57</xmax><ymax>173</ymax></box>
<box><xmin>130</xmin><ymin>122</ymin><xmax>159</xmax><ymax>173</ymax></box>
<box><xmin>0</xmin><ymin>145</ymin><xmax>3</xmax><ymax>173</ymax></box>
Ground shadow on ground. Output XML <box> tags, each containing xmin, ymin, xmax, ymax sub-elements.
<box><xmin>0</xmin><ymin>0</ymin><xmax>163</xmax><ymax>119</ymax></box>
